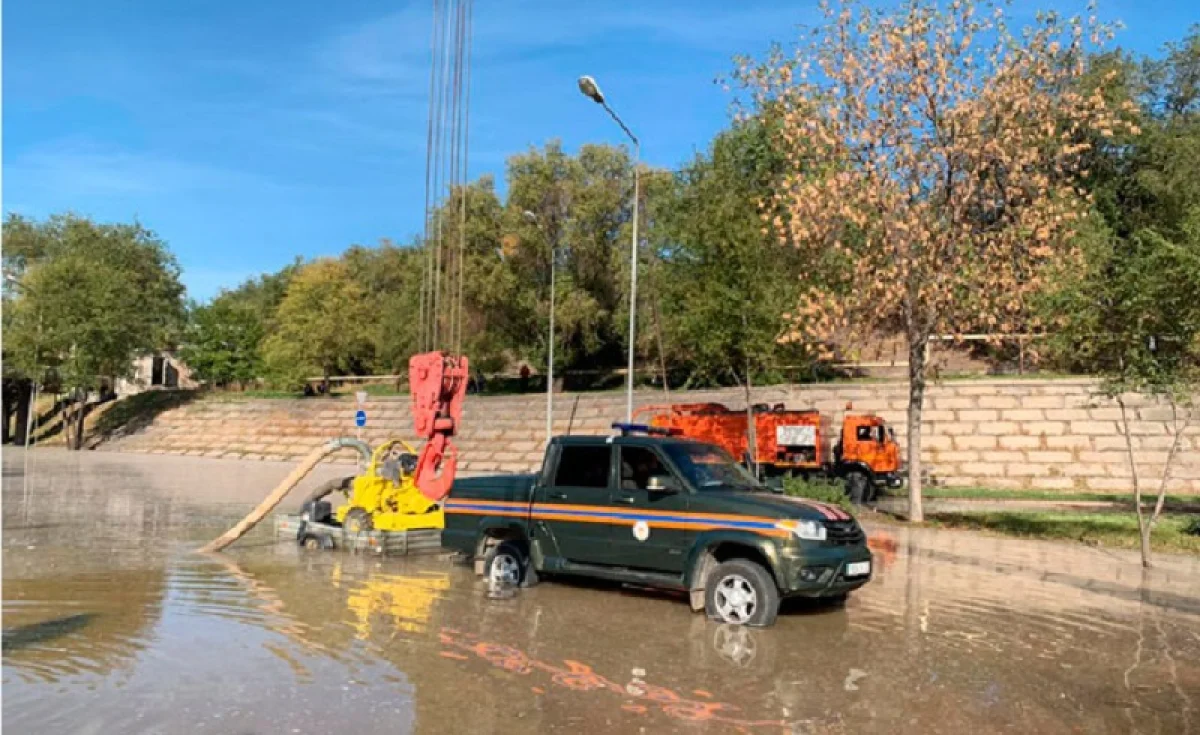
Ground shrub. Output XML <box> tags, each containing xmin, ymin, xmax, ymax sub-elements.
<box><xmin>780</xmin><ymin>475</ymin><xmax>851</xmax><ymax>512</ymax></box>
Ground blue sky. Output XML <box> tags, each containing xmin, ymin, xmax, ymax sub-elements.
<box><xmin>4</xmin><ymin>0</ymin><xmax>1195</xmax><ymax>301</ymax></box>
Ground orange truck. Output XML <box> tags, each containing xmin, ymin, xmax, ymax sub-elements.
<box><xmin>635</xmin><ymin>403</ymin><xmax>904</xmax><ymax>503</ymax></box>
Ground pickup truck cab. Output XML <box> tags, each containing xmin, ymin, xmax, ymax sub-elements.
<box><xmin>443</xmin><ymin>433</ymin><xmax>872</xmax><ymax>626</ymax></box>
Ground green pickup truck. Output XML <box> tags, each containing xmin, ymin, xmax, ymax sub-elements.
<box><xmin>443</xmin><ymin>431</ymin><xmax>873</xmax><ymax>626</ymax></box>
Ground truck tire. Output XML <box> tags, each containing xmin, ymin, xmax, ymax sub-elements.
<box><xmin>704</xmin><ymin>559</ymin><xmax>779</xmax><ymax>627</ymax></box>
<box><xmin>343</xmin><ymin>507</ymin><xmax>373</xmax><ymax>535</ymax></box>
<box><xmin>483</xmin><ymin>541</ymin><xmax>526</xmax><ymax>588</ymax></box>
<box><xmin>845</xmin><ymin>471</ymin><xmax>869</xmax><ymax>505</ymax></box>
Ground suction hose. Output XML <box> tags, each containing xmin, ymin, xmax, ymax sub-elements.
<box><xmin>197</xmin><ymin>437</ymin><xmax>372</xmax><ymax>553</ymax></box>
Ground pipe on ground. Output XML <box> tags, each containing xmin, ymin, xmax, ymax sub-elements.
<box><xmin>197</xmin><ymin>437</ymin><xmax>371</xmax><ymax>553</ymax></box>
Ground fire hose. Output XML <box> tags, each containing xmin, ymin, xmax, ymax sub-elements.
<box><xmin>197</xmin><ymin>437</ymin><xmax>370</xmax><ymax>553</ymax></box>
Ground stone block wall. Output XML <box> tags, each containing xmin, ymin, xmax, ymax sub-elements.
<box><xmin>100</xmin><ymin>379</ymin><xmax>1200</xmax><ymax>494</ymax></box>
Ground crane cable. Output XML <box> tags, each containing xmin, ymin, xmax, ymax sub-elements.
<box><xmin>454</xmin><ymin>0</ymin><xmax>473</xmax><ymax>356</ymax></box>
<box><xmin>419</xmin><ymin>0</ymin><xmax>473</xmax><ymax>355</ymax></box>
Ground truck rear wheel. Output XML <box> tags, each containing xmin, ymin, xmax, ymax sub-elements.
<box><xmin>704</xmin><ymin>559</ymin><xmax>779</xmax><ymax>627</ymax></box>
<box><xmin>845</xmin><ymin>471</ymin><xmax>869</xmax><ymax>505</ymax></box>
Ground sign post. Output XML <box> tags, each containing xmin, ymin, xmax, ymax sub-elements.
<box><xmin>354</xmin><ymin>391</ymin><xmax>369</xmax><ymax>469</ymax></box>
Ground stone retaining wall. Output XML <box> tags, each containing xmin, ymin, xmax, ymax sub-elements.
<box><xmin>99</xmin><ymin>379</ymin><xmax>1200</xmax><ymax>494</ymax></box>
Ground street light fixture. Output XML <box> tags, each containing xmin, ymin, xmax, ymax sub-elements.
<box><xmin>524</xmin><ymin>210</ymin><xmax>556</xmax><ymax>444</ymax></box>
<box><xmin>577</xmin><ymin>74</ymin><xmax>640</xmax><ymax>423</ymax></box>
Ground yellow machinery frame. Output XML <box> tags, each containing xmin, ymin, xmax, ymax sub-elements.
<box><xmin>333</xmin><ymin>439</ymin><xmax>445</xmax><ymax>533</ymax></box>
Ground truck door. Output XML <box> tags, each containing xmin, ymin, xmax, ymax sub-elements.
<box><xmin>611</xmin><ymin>445</ymin><xmax>693</xmax><ymax>574</ymax></box>
<box><xmin>533</xmin><ymin>444</ymin><xmax>615</xmax><ymax>565</ymax></box>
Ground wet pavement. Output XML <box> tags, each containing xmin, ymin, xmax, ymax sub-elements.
<box><xmin>4</xmin><ymin>448</ymin><xmax>1198</xmax><ymax>734</ymax></box>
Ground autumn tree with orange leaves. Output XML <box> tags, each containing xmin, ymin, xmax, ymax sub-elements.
<box><xmin>736</xmin><ymin>0</ymin><xmax>1131</xmax><ymax>520</ymax></box>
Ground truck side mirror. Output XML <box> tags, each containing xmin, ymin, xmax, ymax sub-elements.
<box><xmin>647</xmin><ymin>474</ymin><xmax>681</xmax><ymax>493</ymax></box>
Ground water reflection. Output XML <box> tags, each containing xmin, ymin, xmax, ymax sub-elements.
<box><xmin>2</xmin><ymin>613</ymin><xmax>97</xmax><ymax>652</ymax></box>
<box><xmin>3</xmin><ymin>570</ymin><xmax>165</xmax><ymax>684</ymax></box>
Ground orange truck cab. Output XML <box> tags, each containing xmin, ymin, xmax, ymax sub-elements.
<box><xmin>637</xmin><ymin>403</ymin><xmax>904</xmax><ymax>504</ymax></box>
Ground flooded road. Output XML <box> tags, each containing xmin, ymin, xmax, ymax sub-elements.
<box><xmin>4</xmin><ymin>449</ymin><xmax>1198</xmax><ymax>733</ymax></box>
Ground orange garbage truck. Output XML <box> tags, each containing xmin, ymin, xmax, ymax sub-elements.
<box><xmin>635</xmin><ymin>403</ymin><xmax>904</xmax><ymax>503</ymax></box>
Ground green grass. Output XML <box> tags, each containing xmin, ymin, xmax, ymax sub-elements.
<box><xmin>931</xmin><ymin>371</ymin><xmax>1080</xmax><ymax>382</ymax></box>
<box><xmin>209</xmin><ymin>388</ymin><xmax>304</xmax><ymax>400</ymax></box>
<box><xmin>781</xmin><ymin>476</ymin><xmax>854</xmax><ymax>512</ymax></box>
<box><xmin>90</xmin><ymin>389</ymin><xmax>198</xmax><ymax>441</ymax></box>
<box><xmin>888</xmin><ymin>485</ymin><xmax>1195</xmax><ymax>502</ymax></box>
<box><xmin>925</xmin><ymin>511</ymin><xmax>1200</xmax><ymax>554</ymax></box>
<box><xmin>885</xmin><ymin>485</ymin><xmax>1196</xmax><ymax>506</ymax></box>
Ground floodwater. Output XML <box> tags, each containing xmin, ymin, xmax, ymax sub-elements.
<box><xmin>4</xmin><ymin>449</ymin><xmax>1198</xmax><ymax>734</ymax></box>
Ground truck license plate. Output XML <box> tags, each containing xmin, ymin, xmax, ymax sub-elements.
<box><xmin>846</xmin><ymin>561</ymin><xmax>871</xmax><ymax>577</ymax></box>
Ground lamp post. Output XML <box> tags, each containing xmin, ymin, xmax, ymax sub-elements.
<box><xmin>523</xmin><ymin>210</ymin><xmax>556</xmax><ymax>444</ymax></box>
<box><xmin>577</xmin><ymin>75</ymin><xmax>639</xmax><ymax>423</ymax></box>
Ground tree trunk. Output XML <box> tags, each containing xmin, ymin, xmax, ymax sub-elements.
<box><xmin>2</xmin><ymin>389</ymin><xmax>13</xmax><ymax>445</ymax></box>
<box><xmin>1117</xmin><ymin>397</ymin><xmax>1150</xmax><ymax>568</ymax></box>
<box><xmin>1145</xmin><ymin>401</ymin><xmax>1191</xmax><ymax>569</ymax></box>
<box><xmin>73</xmin><ymin>401</ymin><xmax>86</xmax><ymax>449</ymax></box>
<box><xmin>65</xmin><ymin>389</ymin><xmax>88</xmax><ymax>451</ymax></box>
<box><xmin>63</xmin><ymin>396</ymin><xmax>76</xmax><ymax>450</ymax></box>
<box><xmin>906</xmin><ymin>336</ymin><xmax>928</xmax><ymax>522</ymax></box>
<box><xmin>12</xmin><ymin>382</ymin><xmax>32</xmax><ymax>446</ymax></box>
<box><xmin>651</xmin><ymin>294</ymin><xmax>671</xmax><ymax>405</ymax></box>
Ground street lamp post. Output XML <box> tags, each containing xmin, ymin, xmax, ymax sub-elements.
<box><xmin>578</xmin><ymin>75</ymin><xmax>639</xmax><ymax>423</ymax></box>
<box><xmin>524</xmin><ymin>210</ymin><xmax>555</xmax><ymax>444</ymax></box>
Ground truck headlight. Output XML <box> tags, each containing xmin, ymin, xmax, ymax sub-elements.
<box><xmin>776</xmin><ymin>519</ymin><xmax>826</xmax><ymax>542</ymax></box>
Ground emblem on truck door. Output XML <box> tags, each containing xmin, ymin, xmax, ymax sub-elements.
<box><xmin>632</xmin><ymin>521</ymin><xmax>650</xmax><ymax>542</ymax></box>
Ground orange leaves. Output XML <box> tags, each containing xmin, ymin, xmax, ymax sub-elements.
<box><xmin>730</xmin><ymin>0</ymin><xmax>1123</xmax><ymax>347</ymax></box>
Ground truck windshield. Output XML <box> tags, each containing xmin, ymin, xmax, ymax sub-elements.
<box><xmin>664</xmin><ymin>443</ymin><xmax>761</xmax><ymax>492</ymax></box>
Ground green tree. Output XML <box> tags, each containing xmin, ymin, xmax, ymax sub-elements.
<box><xmin>179</xmin><ymin>296</ymin><xmax>264</xmax><ymax>388</ymax></box>
<box><xmin>652</xmin><ymin>118</ymin><xmax>805</xmax><ymax>471</ymax></box>
<box><xmin>180</xmin><ymin>259</ymin><xmax>302</xmax><ymax>388</ymax></box>
<box><xmin>736</xmin><ymin>0</ymin><xmax>1127</xmax><ymax>520</ymax></box>
<box><xmin>500</xmin><ymin>142</ymin><xmax>641</xmax><ymax>372</ymax></box>
<box><xmin>2</xmin><ymin>213</ymin><xmax>185</xmax><ymax>448</ymax></box>
<box><xmin>261</xmin><ymin>258</ymin><xmax>374</xmax><ymax>391</ymax></box>
<box><xmin>656</xmin><ymin>117</ymin><xmax>801</xmax><ymax>389</ymax></box>
<box><xmin>219</xmin><ymin>261</ymin><xmax>302</xmax><ymax>331</ymax></box>
<box><xmin>419</xmin><ymin>178</ymin><xmax>509</xmax><ymax>372</ymax></box>
<box><xmin>1044</xmin><ymin>29</ymin><xmax>1200</xmax><ymax>567</ymax></box>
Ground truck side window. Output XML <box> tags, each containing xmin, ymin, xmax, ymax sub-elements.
<box><xmin>553</xmin><ymin>446</ymin><xmax>612</xmax><ymax>488</ymax></box>
<box><xmin>856</xmin><ymin>426</ymin><xmax>872</xmax><ymax>441</ymax></box>
<box><xmin>620</xmin><ymin>447</ymin><xmax>669</xmax><ymax>490</ymax></box>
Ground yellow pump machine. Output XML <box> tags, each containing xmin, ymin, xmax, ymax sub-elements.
<box><xmin>333</xmin><ymin>440</ymin><xmax>445</xmax><ymax>533</ymax></box>
<box><xmin>296</xmin><ymin>352</ymin><xmax>468</xmax><ymax>538</ymax></box>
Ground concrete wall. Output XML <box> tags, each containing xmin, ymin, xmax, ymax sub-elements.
<box><xmin>100</xmin><ymin>379</ymin><xmax>1200</xmax><ymax>494</ymax></box>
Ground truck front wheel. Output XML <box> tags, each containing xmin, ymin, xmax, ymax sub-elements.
<box><xmin>483</xmin><ymin>541</ymin><xmax>527</xmax><ymax>587</ymax></box>
<box><xmin>704</xmin><ymin>559</ymin><xmax>780</xmax><ymax>627</ymax></box>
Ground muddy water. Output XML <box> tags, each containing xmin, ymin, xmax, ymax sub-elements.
<box><xmin>4</xmin><ymin>449</ymin><xmax>1198</xmax><ymax>734</ymax></box>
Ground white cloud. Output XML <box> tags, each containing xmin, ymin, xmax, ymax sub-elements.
<box><xmin>316</xmin><ymin>1</ymin><xmax>811</xmax><ymax>93</ymax></box>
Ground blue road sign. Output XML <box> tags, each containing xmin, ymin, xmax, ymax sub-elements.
<box><xmin>355</xmin><ymin>409</ymin><xmax>367</xmax><ymax>428</ymax></box>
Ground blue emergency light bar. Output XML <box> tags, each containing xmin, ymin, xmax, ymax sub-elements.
<box><xmin>611</xmin><ymin>422</ymin><xmax>682</xmax><ymax>437</ymax></box>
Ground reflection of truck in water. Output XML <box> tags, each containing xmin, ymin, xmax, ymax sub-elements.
<box><xmin>442</xmin><ymin>427</ymin><xmax>873</xmax><ymax>627</ymax></box>
<box><xmin>636</xmin><ymin>403</ymin><xmax>904</xmax><ymax>503</ymax></box>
